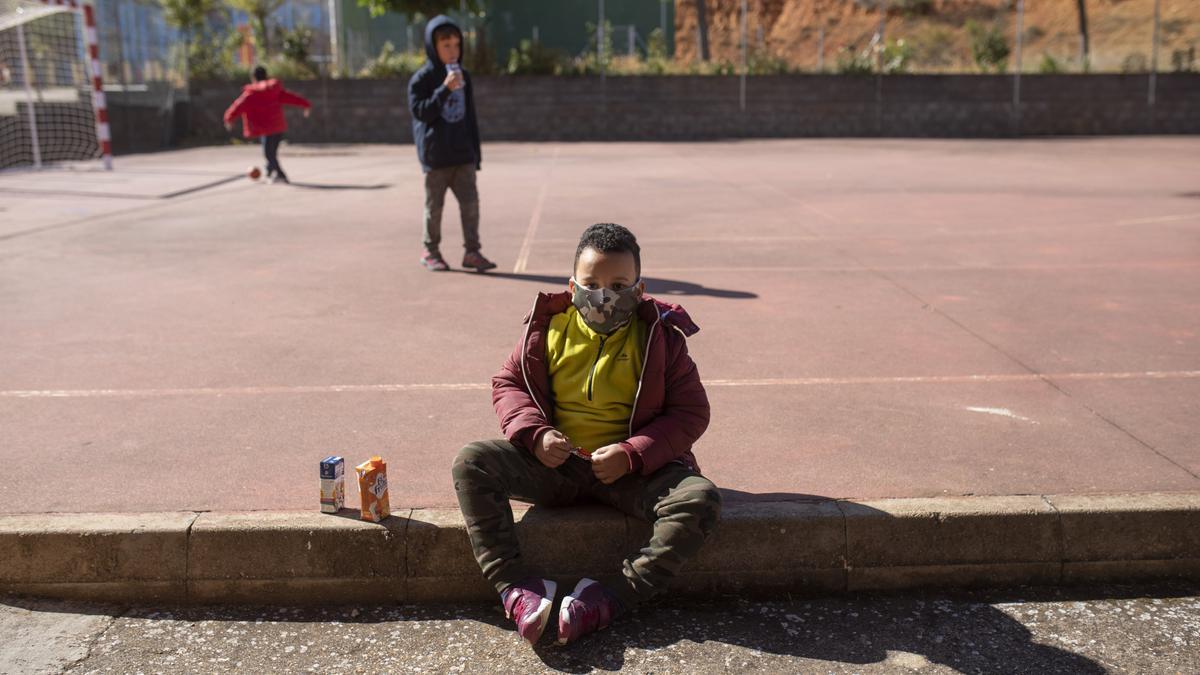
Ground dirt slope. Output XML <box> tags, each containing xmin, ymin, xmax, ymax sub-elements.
<box><xmin>675</xmin><ymin>0</ymin><xmax>1200</xmax><ymax>72</ymax></box>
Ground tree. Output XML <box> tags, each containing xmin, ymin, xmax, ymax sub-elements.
<box><xmin>159</xmin><ymin>0</ymin><xmax>225</xmax><ymax>77</ymax></box>
<box><xmin>160</xmin><ymin>0</ymin><xmax>218</xmax><ymax>35</ymax></box>
<box><xmin>227</xmin><ymin>0</ymin><xmax>285</xmax><ymax>58</ymax></box>
<box><xmin>695</xmin><ymin>0</ymin><xmax>710</xmax><ymax>61</ymax></box>
<box><xmin>1075</xmin><ymin>0</ymin><xmax>1089</xmax><ymax>71</ymax></box>
<box><xmin>356</xmin><ymin>0</ymin><xmax>482</xmax><ymax>20</ymax></box>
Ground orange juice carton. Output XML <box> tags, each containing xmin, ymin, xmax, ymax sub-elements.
<box><xmin>355</xmin><ymin>456</ymin><xmax>391</xmax><ymax>522</ymax></box>
<box><xmin>319</xmin><ymin>456</ymin><xmax>345</xmax><ymax>514</ymax></box>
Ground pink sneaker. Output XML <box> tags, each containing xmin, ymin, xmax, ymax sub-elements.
<box><xmin>502</xmin><ymin>578</ymin><xmax>557</xmax><ymax>645</ymax></box>
<box><xmin>420</xmin><ymin>251</ymin><xmax>450</xmax><ymax>271</ymax></box>
<box><xmin>556</xmin><ymin>578</ymin><xmax>624</xmax><ymax>645</ymax></box>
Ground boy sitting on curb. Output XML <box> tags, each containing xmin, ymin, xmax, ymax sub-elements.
<box><xmin>452</xmin><ymin>223</ymin><xmax>722</xmax><ymax>645</ymax></box>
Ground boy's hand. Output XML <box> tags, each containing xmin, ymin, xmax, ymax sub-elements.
<box><xmin>535</xmin><ymin>429</ymin><xmax>571</xmax><ymax>469</ymax></box>
<box><xmin>303</xmin><ymin>108</ymin><xmax>310</xmax><ymax>118</ymax></box>
<box><xmin>224</xmin><ymin>122</ymin><xmax>233</xmax><ymax>132</ymax></box>
<box><xmin>443</xmin><ymin>70</ymin><xmax>464</xmax><ymax>91</ymax></box>
<box><xmin>591</xmin><ymin>445</ymin><xmax>631</xmax><ymax>485</ymax></box>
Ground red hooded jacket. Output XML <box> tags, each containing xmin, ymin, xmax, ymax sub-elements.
<box><xmin>223</xmin><ymin>79</ymin><xmax>311</xmax><ymax>138</ymax></box>
<box><xmin>492</xmin><ymin>291</ymin><xmax>710</xmax><ymax>476</ymax></box>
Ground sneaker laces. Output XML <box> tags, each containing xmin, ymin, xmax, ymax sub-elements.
<box><xmin>503</xmin><ymin>586</ymin><xmax>535</xmax><ymax>621</ymax></box>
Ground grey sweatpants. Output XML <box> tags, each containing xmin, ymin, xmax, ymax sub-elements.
<box><xmin>451</xmin><ymin>438</ymin><xmax>722</xmax><ymax>610</ymax></box>
<box><xmin>423</xmin><ymin>163</ymin><xmax>480</xmax><ymax>255</ymax></box>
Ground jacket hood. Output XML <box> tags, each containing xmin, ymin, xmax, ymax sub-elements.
<box><xmin>424</xmin><ymin>15</ymin><xmax>463</xmax><ymax>66</ymax></box>
<box><xmin>525</xmin><ymin>291</ymin><xmax>700</xmax><ymax>337</ymax></box>
<box><xmin>245</xmin><ymin>79</ymin><xmax>281</xmax><ymax>92</ymax></box>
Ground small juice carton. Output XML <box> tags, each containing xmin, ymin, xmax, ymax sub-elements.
<box><xmin>319</xmin><ymin>456</ymin><xmax>345</xmax><ymax>514</ymax></box>
<box><xmin>356</xmin><ymin>456</ymin><xmax>391</xmax><ymax>522</ymax></box>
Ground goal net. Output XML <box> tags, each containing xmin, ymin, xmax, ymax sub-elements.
<box><xmin>0</xmin><ymin>0</ymin><xmax>105</xmax><ymax>170</ymax></box>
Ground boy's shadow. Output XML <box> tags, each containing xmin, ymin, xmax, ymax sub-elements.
<box><xmin>527</xmin><ymin>590</ymin><xmax>1110</xmax><ymax>674</ymax></box>
<box><xmin>457</xmin><ymin>271</ymin><xmax>757</xmax><ymax>299</ymax></box>
<box><xmin>521</xmin><ymin>490</ymin><xmax>1109</xmax><ymax>673</ymax></box>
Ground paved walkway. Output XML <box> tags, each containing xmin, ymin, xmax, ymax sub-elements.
<box><xmin>3</xmin><ymin>585</ymin><xmax>1199</xmax><ymax>672</ymax></box>
<box><xmin>1</xmin><ymin>139</ymin><xmax>1198</xmax><ymax>513</ymax></box>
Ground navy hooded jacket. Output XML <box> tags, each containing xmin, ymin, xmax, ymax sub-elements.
<box><xmin>408</xmin><ymin>15</ymin><xmax>481</xmax><ymax>172</ymax></box>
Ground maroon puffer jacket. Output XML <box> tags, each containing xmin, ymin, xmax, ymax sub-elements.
<box><xmin>491</xmin><ymin>291</ymin><xmax>710</xmax><ymax>476</ymax></box>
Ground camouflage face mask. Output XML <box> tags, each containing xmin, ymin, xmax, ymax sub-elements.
<box><xmin>570</xmin><ymin>278</ymin><xmax>641</xmax><ymax>334</ymax></box>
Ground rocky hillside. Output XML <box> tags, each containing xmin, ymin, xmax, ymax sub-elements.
<box><xmin>675</xmin><ymin>0</ymin><xmax>1200</xmax><ymax>73</ymax></box>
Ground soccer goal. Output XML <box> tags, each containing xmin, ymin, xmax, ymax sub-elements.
<box><xmin>0</xmin><ymin>0</ymin><xmax>110</xmax><ymax>170</ymax></box>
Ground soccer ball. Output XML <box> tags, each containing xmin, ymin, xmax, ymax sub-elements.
<box><xmin>248</xmin><ymin>166</ymin><xmax>262</xmax><ymax>180</ymax></box>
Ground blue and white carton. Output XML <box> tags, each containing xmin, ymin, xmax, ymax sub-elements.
<box><xmin>320</xmin><ymin>456</ymin><xmax>345</xmax><ymax>514</ymax></box>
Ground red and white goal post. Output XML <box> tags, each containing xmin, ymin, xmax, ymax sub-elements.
<box><xmin>0</xmin><ymin>0</ymin><xmax>111</xmax><ymax>170</ymax></box>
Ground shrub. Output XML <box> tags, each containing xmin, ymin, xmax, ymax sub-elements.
<box><xmin>1121</xmin><ymin>52</ymin><xmax>1148</xmax><ymax>73</ymax></box>
<box><xmin>263</xmin><ymin>54</ymin><xmax>317</xmax><ymax>80</ymax></box>
<box><xmin>1171</xmin><ymin>47</ymin><xmax>1196</xmax><ymax>73</ymax></box>
<box><xmin>748</xmin><ymin>48</ymin><xmax>792</xmax><ymax>75</ymax></box>
<box><xmin>357</xmin><ymin>41</ymin><xmax>424</xmax><ymax>79</ymax></box>
<box><xmin>1037</xmin><ymin>53</ymin><xmax>1062</xmax><ymax>74</ymax></box>
<box><xmin>966</xmin><ymin>20</ymin><xmax>1010</xmax><ymax>73</ymax></box>
<box><xmin>835</xmin><ymin>44</ymin><xmax>874</xmax><ymax>75</ymax></box>
<box><xmin>506</xmin><ymin>39</ymin><xmax>569</xmax><ymax>75</ymax></box>
<box><xmin>278</xmin><ymin>27</ymin><xmax>314</xmax><ymax>69</ymax></box>
<box><xmin>881</xmin><ymin>38</ymin><xmax>913</xmax><ymax>74</ymax></box>
<box><xmin>912</xmin><ymin>27</ymin><xmax>955</xmax><ymax>70</ymax></box>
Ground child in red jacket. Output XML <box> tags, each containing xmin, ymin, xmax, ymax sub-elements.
<box><xmin>223</xmin><ymin>66</ymin><xmax>311</xmax><ymax>184</ymax></box>
<box><xmin>452</xmin><ymin>223</ymin><xmax>721</xmax><ymax>646</ymax></box>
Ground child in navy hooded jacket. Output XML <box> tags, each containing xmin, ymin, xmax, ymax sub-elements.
<box><xmin>408</xmin><ymin>15</ymin><xmax>496</xmax><ymax>272</ymax></box>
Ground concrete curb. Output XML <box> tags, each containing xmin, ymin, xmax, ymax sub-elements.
<box><xmin>3</xmin><ymin>493</ymin><xmax>1199</xmax><ymax>605</ymax></box>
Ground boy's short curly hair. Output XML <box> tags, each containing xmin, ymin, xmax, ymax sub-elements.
<box><xmin>432</xmin><ymin>24</ymin><xmax>461</xmax><ymax>43</ymax></box>
<box><xmin>574</xmin><ymin>223</ymin><xmax>641</xmax><ymax>278</ymax></box>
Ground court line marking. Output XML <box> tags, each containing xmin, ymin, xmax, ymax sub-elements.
<box><xmin>522</xmin><ymin>260</ymin><xmax>1199</xmax><ymax>275</ymax></box>
<box><xmin>965</xmin><ymin>406</ymin><xmax>1039</xmax><ymax>424</ymax></box>
<box><xmin>1115</xmin><ymin>212</ymin><xmax>1200</xmax><ymax>226</ymax></box>
<box><xmin>530</xmin><ymin>211</ymin><xmax>1200</xmax><ymax>245</ymax></box>
<box><xmin>512</xmin><ymin>146</ymin><xmax>560</xmax><ymax>273</ymax></box>
<box><xmin>0</xmin><ymin>175</ymin><xmax>244</xmax><ymax>201</ymax></box>
<box><xmin>4</xmin><ymin>370</ymin><xmax>1197</xmax><ymax>399</ymax></box>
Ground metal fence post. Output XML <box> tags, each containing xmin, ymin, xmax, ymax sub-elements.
<box><xmin>598</xmin><ymin>0</ymin><xmax>605</xmax><ymax>82</ymax></box>
<box><xmin>740</xmin><ymin>0</ymin><xmax>747</xmax><ymax>112</ymax></box>
<box><xmin>1013</xmin><ymin>0</ymin><xmax>1024</xmax><ymax>136</ymax></box>
<box><xmin>1150</xmin><ymin>0</ymin><xmax>1160</xmax><ymax>107</ymax></box>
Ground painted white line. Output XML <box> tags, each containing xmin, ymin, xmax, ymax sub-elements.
<box><xmin>3</xmin><ymin>370</ymin><xmax>1197</xmax><ymax>399</ymax></box>
<box><xmin>705</xmin><ymin>371</ymin><xmax>1200</xmax><ymax>387</ymax></box>
<box><xmin>512</xmin><ymin>146</ymin><xmax>560</xmax><ymax>273</ymax></box>
<box><xmin>1</xmin><ymin>383</ymin><xmax>490</xmax><ymax>398</ymax></box>
<box><xmin>1115</xmin><ymin>213</ymin><xmax>1200</xmax><ymax>226</ymax></box>
<box><xmin>965</xmin><ymin>406</ymin><xmax>1039</xmax><ymax>424</ymax></box>
<box><xmin>522</xmin><ymin>260</ymin><xmax>1199</xmax><ymax>275</ymax></box>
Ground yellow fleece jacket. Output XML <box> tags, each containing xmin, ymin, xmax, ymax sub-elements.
<box><xmin>546</xmin><ymin>305</ymin><xmax>646</xmax><ymax>454</ymax></box>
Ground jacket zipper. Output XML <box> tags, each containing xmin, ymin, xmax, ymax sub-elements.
<box><xmin>520</xmin><ymin>297</ymin><xmax>550</xmax><ymax>421</ymax></box>
<box><xmin>586</xmin><ymin>336</ymin><xmax>607</xmax><ymax>402</ymax></box>
<box><xmin>629</xmin><ymin>315</ymin><xmax>661</xmax><ymax>436</ymax></box>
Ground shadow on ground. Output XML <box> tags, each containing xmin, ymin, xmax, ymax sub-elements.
<box><xmin>527</xmin><ymin>588</ymin><xmax>1118</xmax><ymax>674</ymax></box>
<box><xmin>454</xmin><ymin>270</ymin><xmax>758</xmax><ymax>299</ymax></box>
<box><xmin>13</xmin><ymin>583</ymin><xmax>1196</xmax><ymax>673</ymax></box>
<box><xmin>287</xmin><ymin>182</ymin><xmax>391</xmax><ymax>190</ymax></box>
<box><xmin>719</xmin><ymin>488</ymin><xmax>839</xmax><ymax>502</ymax></box>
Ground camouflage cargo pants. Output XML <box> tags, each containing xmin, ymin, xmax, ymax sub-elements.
<box><xmin>451</xmin><ymin>439</ymin><xmax>722</xmax><ymax>610</ymax></box>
